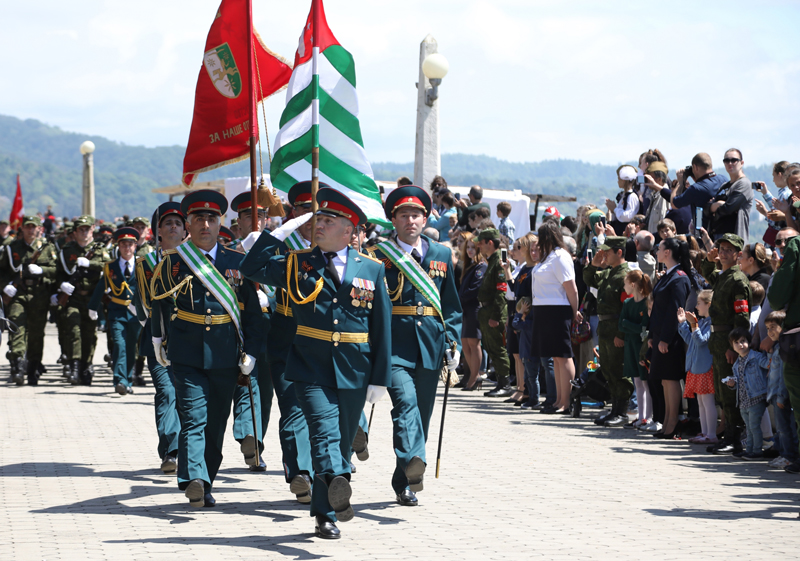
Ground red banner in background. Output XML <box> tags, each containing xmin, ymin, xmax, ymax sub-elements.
<box><xmin>9</xmin><ymin>174</ymin><xmax>23</xmax><ymax>230</ymax></box>
<box><xmin>182</xmin><ymin>0</ymin><xmax>292</xmax><ymax>187</ymax></box>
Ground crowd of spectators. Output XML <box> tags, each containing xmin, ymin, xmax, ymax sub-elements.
<box><xmin>421</xmin><ymin>150</ymin><xmax>800</xmax><ymax>476</ymax></box>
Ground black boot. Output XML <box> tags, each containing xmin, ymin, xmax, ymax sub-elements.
<box><xmin>10</xmin><ymin>357</ymin><xmax>24</xmax><ymax>386</ymax></box>
<box><xmin>69</xmin><ymin>359</ymin><xmax>81</xmax><ymax>385</ymax></box>
<box><xmin>26</xmin><ymin>361</ymin><xmax>39</xmax><ymax>386</ymax></box>
<box><xmin>594</xmin><ymin>403</ymin><xmax>614</xmax><ymax>425</ymax></box>
<box><xmin>132</xmin><ymin>356</ymin><xmax>146</xmax><ymax>386</ymax></box>
<box><xmin>709</xmin><ymin>424</ymin><xmax>737</xmax><ymax>454</ymax></box>
<box><xmin>604</xmin><ymin>400</ymin><xmax>628</xmax><ymax>427</ymax></box>
<box><xmin>484</xmin><ymin>376</ymin><xmax>514</xmax><ymax>397</ymax></box>
<box><xmin>80</xmin><ymin>361</ymin><xmax>94</xmax><ymax>386</ymax></box>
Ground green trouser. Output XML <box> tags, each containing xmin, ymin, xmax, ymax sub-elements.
<box><xmin>57</xmin><ymin>306</ymin><xmax>70</xmax><ymax>358</ymax></box>
<box><xmin>709</xmin><ymin>333</ymin><xmax>743</xmax><ymax>429</ymax></box>
<box><xmin>7</xmin><ymin>291</ymin><xmax>49</xmax><ymax>363</ymax></box>
<box><xmin>783</xmin><ymin>362</ymin><xmax>800</xmax><ymax>458</ymax></box>
<box><xmin>62</xmin><ymin>297</ymin><xmax>98</xmax><ymax>362</ymax></box>
<box><xmin>598</xmin><ymin>335</ymin><xmax>632</xmax><ymax>402</ymax></box>
<box><xmin>478</xmin><ymin>307</ymin><xmax>510</xmax><ymax>385</ymax></box>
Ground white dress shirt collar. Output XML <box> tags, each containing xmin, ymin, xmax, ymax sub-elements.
<box><xmin>396</xmin><ymin>236</ymin><xmax>427</xmax><ymax>260</ymax></box>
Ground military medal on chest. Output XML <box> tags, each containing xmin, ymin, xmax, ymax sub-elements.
<box><xmin>351</xmin><ymin>277</ymin><xmax>375</xmax><ymax>309</ymax></box>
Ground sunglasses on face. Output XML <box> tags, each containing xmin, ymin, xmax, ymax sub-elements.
<box><xmin>722</xmin><ymin>158</ymin><xmax>741</xmax><ymax>164</ymax></box>
<box><xmin>775</xmin><ymin>238</ymin><xmax>788</xmax><ymax>246</ymax></box>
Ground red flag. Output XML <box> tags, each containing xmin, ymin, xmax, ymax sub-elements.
<box><xmin>9</xmin><ymin>174</ymin><xmax>23</xmax><ymax>230</ymax></box>
<box><xmin>182</xmin><ymin>0</ymin><xmax>292</xmax><ymax>187</ymax></box>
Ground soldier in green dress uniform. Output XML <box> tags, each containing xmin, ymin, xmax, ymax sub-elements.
<box><xmin>0</xmin><ymin>216</ymin><xmax>57</xmax><ymax>385</ymax></box>
<box><xmin>149</xmin><ymin>190</ymin><xmax>264</xmax><ymax>509</ymax></box>
<box><xmin>583</xmin><ymin>236</ymin><xmax>632</xmax><ymax>426</ymax></box>
<box><xmin>55</xmin><ymin>215</ymin><xmax>112</xmax><ymax>385</ymax></box>
<box><xmin>240</xmin><ymin>187</ymin><xmax>392</xmax><ymax>540</ymax></box>
<box><xmin>367</xmin><ymin>185</ymin><xmax>462</xmax><ymax>506</ymax></box>
<box><xmin>700</xmin><ymin>233</ymin><xmax>751</xmax><ymax>454</ymax></box>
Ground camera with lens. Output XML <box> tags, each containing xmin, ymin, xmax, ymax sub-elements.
<box><xmin>683</xmin><ymin>165</ymin><xmax>694</xmax><ymax>181</ymax></box>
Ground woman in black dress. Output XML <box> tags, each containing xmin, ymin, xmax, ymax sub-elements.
<box><xmin>649</xmin><ymin>237</ymin><xmax>694</xmax><ymax>439</ymax></box>
<box><xmin>458</xmin><ymin>233</ymin><xmax>488</xmax><ymax>390</ymax></box>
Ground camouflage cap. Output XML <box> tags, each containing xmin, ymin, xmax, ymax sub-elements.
<box><xmin>22</xmin><ymin>215</ymin><xmax>41</xmax><ymax>226</ymax></box>
<box><xmin>73</xmin><ymin>215</ymin><xmax>95</xmax><ymax>228</ymax></box>
<box><xmin>131</xmin><ymin>216</ymin><xmax>150</xmax><ymax>227</ymax></box>
<box><xmin>598</xmin><ymin>236</ymin><xmax>627</xmax><ymax>251</ymax></box>
<box><xmin>477</xmin><ymin>228</ymin><xmax>501</xmax><ymax>242</ymax></box>
<box><xmin>718</xmin><ymin>233</ymin><xmax>744</xmax><ymax>251</ymax></box>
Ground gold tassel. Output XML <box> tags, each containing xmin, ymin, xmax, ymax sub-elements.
<box><xmin>257</xmin><ymin>178</ymin><xmax>285</xmax><ymax>218</ymax></box>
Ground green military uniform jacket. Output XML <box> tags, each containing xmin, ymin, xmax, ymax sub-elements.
<box><xmin>240</xmin><ymin>231</ymin><xmax>392</xmax><ymax>390</ymax></box>
<box><xmin>477</xmin><ymin>250</ymin><xmax>508</xmax><ymax>324</ymax></box>
<box><xmin>0</xmin><ymin>237</ymin><xmax>57</xmax><ymax>295</ymax></box>
<box><xmin>700</xmin><ymin>259</ymin><xmax>751</xmax><ymax>331</ymax></box>
<box><xmin>583</xmin><ymin>261</ymin><xmax>630</xmax><ymax>339</ymax></box>
<box><xmin>55</xmin><ymin>240</ymin><xmax>111</xmax><ymax>301</ymax></box>
<box><xmin>768</xmin><ymin>236</ymin><xmax>800</xmax><ymax>329</ymax></box>
<box><xmin>136</xmin><ymin>242</ymin><xmax>154</xmax><ymax>260</ymax></box>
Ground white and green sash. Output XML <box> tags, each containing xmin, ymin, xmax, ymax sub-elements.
<box><xmin>145</xmin><ymin>251</ymin><xmax>158</xmax><ymax>270</ymax></box>
<box><xmin>176</xmin><ymin>240</ymin><xmax>243</xmax><ymax>344</ymax></box>
<box><xmin>377</xmin><ymin>239</ymin><xmax>442</xmax><ymax>318</ymax></box>
<box><xmin>284</xmin><ymin>231</ymin><xmax>308</xmax><ymax>252</ymax></box>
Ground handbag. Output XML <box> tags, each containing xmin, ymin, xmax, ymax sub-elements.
<box><xmin>778</xmin><ymin>327</ymin><xmax>800</xmax><ymax>368</ymax></box>
<box><xmin>570</xmin><ymin>301</ymin><xmax>592</xmax><ymax>345</ymax></box>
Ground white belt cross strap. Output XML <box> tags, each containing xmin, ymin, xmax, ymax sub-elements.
<box><xmin>176</xmin><ymin>240</ymin><xmax>243</xmax><ymax>345</ymax></box>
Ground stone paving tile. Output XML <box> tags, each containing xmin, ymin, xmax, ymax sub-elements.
<box><xmin>1</xmin><ymin>326</ymin><xmax>799</xmax><ymax>560</ymax></box>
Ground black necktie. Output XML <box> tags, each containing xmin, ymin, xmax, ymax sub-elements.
<box><xmin>324</xmin><ymin>252</ymin><xmax>341</xmax><ymax>289</ymax></box>
<box><xmin>124</xmin><ymin>263</ymin><xmax>130</xmax><ymax>277</ymax></box>
<box><xmin>412</xmin><ymin>249</ymin><xmax>422</xmax><ymax>264</ymax></box>
<box><xmin>205</xmin><ymin>253</ymin><xmax>214</xmax><ymax>265</ymax></box>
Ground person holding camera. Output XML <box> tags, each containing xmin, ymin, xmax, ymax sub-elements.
<box><xmin>661</xmin><ymin>153</ymin><xmax>727</xmax><ymax>235</ymax></box>
<box><xmin>707</xmin><ymin>149</ymin><xmax>754</xmax><ymax>244</ymax></box>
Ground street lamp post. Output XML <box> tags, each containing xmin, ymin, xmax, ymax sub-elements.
<box><xmin>80</xmin><ymin>141</ymin><xmax>95</xmax><ymax>217</ymax></box>
<box><xmin>413</xmin><ymin>35</ymin><xmax>449</xmax><ymax>191</ymax></box>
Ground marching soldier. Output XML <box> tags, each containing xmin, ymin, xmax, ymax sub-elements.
<box><xmin>583</xmin><ymin>236</ymin><xmax>633</xmax><ymax>426</ymax></box>
<box><xmin>367</xmin><ymin>186</ymin><xmax>462</xmax><ymax>506</ymax></box>
<box><xmin>241</xmin><ymin>187</ymin><xmax>391</xmax><ymax>539</ymax></box>
<box><xmin>54</xmin><ymin>222</ymin><xmax>74</xmax><ymax>375</ymax></box>
<box><xmin>476</xmin><ymin>229</ymin><xmax>513</xmax><ymax>397</ymax></box>
<box><xmin>218</xmin><ymin>226</ymin><xmax>236</xmax><ymax>247</ymax></box>
<box><xmin>150</xmin><ymin>190</ymin><xmax>263</xmax><ymax>508</ymax></box>
<box><xmin>0</xmin><ymin>218</ymin><xmax>11</xmax><ymax>245</ymax></box>
<box><xmin>88</xmin><ymin>227</ymin><xmax>141</xmax><ymax>395</ymax></box>
<box><xmin>55</xmin><ymin>215</ymin><xmax>111</xmax><ymax>385</ymax></box>
<box><xmin>228</xmin><ymin>191</ymin><xmax>273</xmax><ymax>472</ymax></box>
<box><xmin>131</xmin><ymin>217</ymin><xmax>155</xmax><ymax>258</ymax></box>
<box><xmin>134</xmin><ymin>202</ymin><xmax>185</xmax><ymax>473</ymax></box>
<box><xmin>0</xmin><ymin>216</ymin><xmax>57</xmax><ymax>385</ymax></box>
<box><xmin>700</xmin><ymin>233</ymin><xmax>751</xmax><ymax>454</ymax></box>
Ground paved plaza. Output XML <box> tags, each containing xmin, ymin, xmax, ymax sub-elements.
<box><xmin>1</xmin><ymin>326</ymin><xmax>799</xmax><ymax>560</ymax></box>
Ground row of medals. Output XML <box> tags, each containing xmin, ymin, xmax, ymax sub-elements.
<box><xmin>429</xmin><ymin>261</ymin><xmax>446</xmax><ymax>278</ymax></box>
<box><xmin>351</xmin><ymin>287</ymin><xmax>373</xmax><ymax>309</ymax></box>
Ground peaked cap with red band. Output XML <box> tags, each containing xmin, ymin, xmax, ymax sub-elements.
<box><xmin>152</xmin><ymin>201</ymin><xmax>184</xmax><ymax>229</ymax></box>
<box><xmin>218</xmin><ymin>226</ymin><xmax>234</xmax><ymax>242</ymax></box>
<box><xmin>315</xmin><ymin>187</ymin><xmax>367</xmax><ymax>227</ymax></box>
<box><xmin>230</xmin><ymin>191</ymin><xmax>267</xmax><ymax>214</ymax></box>
<box><xmin>180</xmin><ymin>189</ymin><xmax>228</xmax><ymax>217</ymax></box>
<box><xmin>289</xmin><ymin>181</ymin><xmax>331</xmax><ymax>207</ymax></box>
<box><xmin>384</xmin><ymin>185</ymin><xmax>432</xmax><ymax>219</ymax></box>
<box><xmin>113</xmin><ymin>226</ymin><xmax>140</xmax><ymax>243</ymax></box>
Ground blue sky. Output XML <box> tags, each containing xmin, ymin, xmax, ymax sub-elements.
<box><xmin>3</xmin><ymin>0</ymin><xmax>799</xmax><ymax>169</ymax></box>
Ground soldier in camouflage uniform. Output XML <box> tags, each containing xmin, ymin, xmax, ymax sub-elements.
<box><xmin>130</xmin><ymin>217</ymin><xmax>154</xmax><ymax>385</ymax></box>
<box><xmin>476</xmin><ymin>228</ymin><xmax>513</xmax><ymax>398</ymax></box>
<box><xmin>583</xmin><ymin>236</ymin><xmax>632</xmax><ymax>426</ymax></box>
<box><xmin>0</xmin><ymin>216</ymin><xmax>57</xmax><ymax>385</ymax></box>
<box><xmin>700</xmin><ymin>233</ymin><xmax>751</xmax><ymax>454</ymax></box>
<box><xmin>55</xmin><ymin>215</ymin><xmax>112</xmax><ymax>385</ymax></box>
<box><xmin>53</xmin><ymin>222</ymin><xmax>74</xmax><ymax>376</ymax></box>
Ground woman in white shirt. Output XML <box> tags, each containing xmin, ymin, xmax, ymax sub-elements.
<box><xmin>531</xmin><ymin>221</ymin><xmax>581</xmax><ymax>413</ymax></box>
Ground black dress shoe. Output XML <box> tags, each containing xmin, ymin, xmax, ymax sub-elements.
<box><xmin>240</xmin><ymin>434</ymin><xmax>258</xmax><ymax>466</ymax></box>
<box><xmin>115</xmin><ymin>383</ymin><xmax>129</xmax><ymax>395</ymax></box>
<box><xmin>485</xmin><ymin>386</ymin><xmax>514</xmax><ymax>398</ymax></box>
<box><xmin>352</xmin><ymin>425</ymin><xmax>369</xmax><ymax>461</ymax></box>
<box><xmin>593</xmin><ymin>411</ymin><xmax>613</xmax><ymax>426</ymax></box>
<box><xmin>350</xmin><ymin>462</ymin><xmax>357</xmax><ymax>474</ymax></box>
<box><xmin>290</xmin><ymin>474</ymin><xmax>312</xmax><ymax>504</ymax></box>
<box><xmin>249</xmin><ymin>456</ymin><xmax>267</xmax><ymax>472</ymax></box>
<box><xmin>405</xmin><ymin>456</ymin><xmax>425</xmax><ymax>492</ymax></box>
<box><xmin>709</xmin><ymin>442</ymin><xmax>735</xmax><ymax>454</ymax></box>
<box><xmin>203</xmin><ymin>492</ymin><xmax>216</xmax><ymax>507</ymax></box>
<box><xmin>185</xmin><ymin>479</ymin><xmax>205</xmax><ymax>508</ymax></box>
<box><xmin>396</xmin><ymin>489</ymin><xmax>418</xmax><ymax>506</ymax></box>
<box><xmin>315</xmin><ymin>516</ymin><xmax>341</xmax><ymax>539</ymax></box>
<box><xmin>160</xmin><ymin>455</ymin><xmax>177</xmax><ymax>474</ymax></box>
<box><xmin>327</xmin><ymin>476</ymin><xmax>354</xmax><ymax>522</ymax></box>
<box><xmin>604</xmin><ymin>415</ymin><xmax>627</xmax><ymax>427</ymax></box>
<box><xmin>540</xmin><ymin>405</ymin><xmax>558</xmax><ymax>414</ymax></box>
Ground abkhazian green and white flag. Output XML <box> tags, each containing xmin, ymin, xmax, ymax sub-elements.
<box><xmin>269</xmin><ymin>0</ymin><xmax>388</xmax><ymax>226</ymax></box>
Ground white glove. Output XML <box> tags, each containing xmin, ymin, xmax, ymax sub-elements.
<box><xmin>446</xmin><ymin>349</ymin><xmax>460</xmax><ymax>371</ymax></box>
<box><xmin>50</xmin><ymin>294</ymin><xmax>58</xmax><ymax>306</ymax></box>
<box><xmin>27</xmin><ymin>264</ymin><xmax>43</xmax><ymax>275</ymax></box>
<box><xmin>128</xmin><ymin>304</ymin><xmax>137</xmax><ymax>316</ymax></box>
<box><xmin>271</xmin><ymin>212</ymin><xmax>312</xmax><ymax>242</ymax></box>
<box><xmin>153</xmin><ymin>337</ymin><xmax>170</xmax><ymax>367</ymax></box>
<box><xmin>241</xmin><ymin>231</ymin><xmax>261</xmax><ymax>252</ymax></box>
<box><xmin>3</xmin><ymin>284</ymin><xmax>17</xmax><ymax>298</ymax></box>
<box><xmin>257</xmin><ymin>290</ymin><xmax>269</xmax><ymax>309</ymax></box>
<box><xmin>88</xmin><ymin>309</ymin><xmax>98</xmax><ymax>321</ymax></box>
<box><xmin>60</xmin><ymin>281</ymin><xmax>75</xmax><ymax>295</ymax></box>
<box><xmin>239</xmin><ymin>353</ymin><xmax>256</xmax><ymax>375</ymax></box>
<box><xmin>76</xmin><ymin>257</ymin><xmax>90</xmax><ymax>268</ymax></box>
<box><xmin>366</xmin><ymin>384</ymin><xmax>387</xmax><ymax>404</ymax></box>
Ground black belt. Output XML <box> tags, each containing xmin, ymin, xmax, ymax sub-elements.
<box><xmin>711</xmin><ymin>324</ymin><xmax>733</xmax><ymax>333</ymax></box>
<box><xmin>598</xmin><ymin>314</ymin><xmax>619</xmax><ymax>321</ymax></box>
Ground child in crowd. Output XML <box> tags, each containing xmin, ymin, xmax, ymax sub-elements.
<box><xmin>656</xmin><ymin>218</ymin><xmax>676</xmax><ymax>242</ymax></box>
<box><xmin>618</xmin><ymin>270</ymin><xmax>652</xmax><ymax>429</ymax></box>
<box><xmin>748</xmin><ymin>281</ymin><xmax>765</xmax><ymax>335</ymax></box>
<box><xmin>726</xmin><ymin>328</ymin><xmax>770</xmax><ymax>460</ymax></box>
<box><xmin>512</xmin><ymin>297</ymin><xmax>538</xmax><ymax>408</ymax></box>
<box><xmin>678</xmin><ymin>290</ymin><xmax>716</xmax><ymax>444</ymax></box>
<box><xmin>496</xmin><ymin>202</ymin><xmax>515</xmax><ymax>244</ymax></box>
<box><xmin>763</xmin><ymin>311</ymin><xmax>800</xmax><ymax>469</ymax></box>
